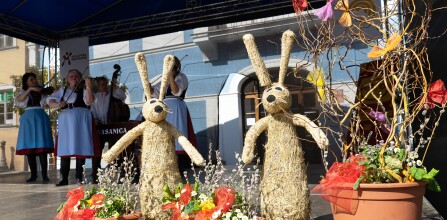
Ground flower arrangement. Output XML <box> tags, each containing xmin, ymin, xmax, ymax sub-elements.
<box><xmin>288</xmin><ymin>0</ymin><xmax>447</xmax><ymax>189</ymax></box>
<box><xmin>161</xmin><ymin>150</ymin><xmax>262</xmax><ymax>220</ymax></box>
<box><xmin>55</xmin><ymin>156</ymin><xmax>140</xmax><ymax>220</ymax></box>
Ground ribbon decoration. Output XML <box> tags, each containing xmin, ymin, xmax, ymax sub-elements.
<box><xmin>307</xmin><ymin>67</ymin><xmax>326</xmax><ymax>102</ymax></box>
<box><xmin>367</xmin><ymin>33</ymin><xmax>402</xmax><ymax>59</ymax></box>
<box><xmin>315</xmin><ymin>0</ymin><xmax>334</xmax><ymax>21</ymax></box>
<box><xmin>424</xmin><ymin>79</ymin><xmax>447</xmax><ymax>109</ymax></box>
<box><xmin>292</xmin><ymin>0</ymin><xmax>308</xmax><ymax>14</ymax></box>
<box><xmin>335</xmin><ymin>0</ymin><xmax>352</xmax><ymax>27</ymax></box>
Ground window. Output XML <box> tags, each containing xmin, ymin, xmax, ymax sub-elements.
<box><xmin>0</xmin><ymin>90</ymin><xmax>14</xmax><ymax>125</ymax></box>
<box><xmin>241</xmin><ymin>67</ymin><xmax>321</xmax><ymax>164</ymax></box>
<box><xmin>0</xmin><ymin>34</ymin><xmax>16</xmax><ymax>49</ymax></box>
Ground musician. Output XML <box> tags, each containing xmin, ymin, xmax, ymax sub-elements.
<box><xmin>47</xmin><ymin>69</ymin><xmax>99</xmax><ymax>186</ymax></box>
<box><xmin>14</xmin><ymin>72</ymin><xmax>54</xmax><ymax>183</ymax></box>
<box><xmin>147</xmin><ymin>56</ymin><xmax>197</xmax><ymax>170</ymax></box>
<box><xmin>90</xmin><ymin>76</ymin><xmax>126</xmax><ymax>124</ymax></box>
<box><xmin>90</xmin><ymin>76</ymin><xmax>127</xmax><ymax>183</ymax></box>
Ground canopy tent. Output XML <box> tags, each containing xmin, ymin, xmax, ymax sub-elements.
<box><xmin>0</xmin><ymin>0</ymin><xmax>325</xmax><ymax>46</ymax></box>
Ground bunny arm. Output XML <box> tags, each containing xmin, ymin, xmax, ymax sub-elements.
<box><xmin>292</xmin><ymin>114</ymin><xmax>329</xmax><ymax>150</ymax></box>
<box><xmin>242</xmin><ymin>117</ymin><xmax>269</xmax><ymax>164</ymax></box>
<box><xmin>170</xmin><ymin>124</ymin><xmax>206</xmax><ymax>166</ymax></box>
<box><xmin>102</xmin><ymin>123</ymin><xmax>146</xmax><ymax>163</ymax></box>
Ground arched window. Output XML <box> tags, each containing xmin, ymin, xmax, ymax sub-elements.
<box><xmin>241</xmin><ymin>67</ymin><xmax>322</xmax><ymax>164</ymax></box>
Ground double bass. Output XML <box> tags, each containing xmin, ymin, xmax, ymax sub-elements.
<box><xmin>107</xmin><ymin>64</ymin><xmax>130</xmax><ymax>122</ymax></box>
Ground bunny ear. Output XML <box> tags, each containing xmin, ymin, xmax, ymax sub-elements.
<box><xmin>135</xmin><ymin>52</ymin><xmax>152</xmax><ymax>99</ymax></box>
<box><xmin>278</xmin><ymin>30</ymin><xmax>295</xmax><ymax>85</ymax></box>
<box><xmin>243</xmin><ymin>34</ymin><xmax>272</xmax><ymax>87</ymax></box>
<box><xmin>159</xmin><ymin>55</ymin><xmax>176</xmax><ymax>100</ymax></box>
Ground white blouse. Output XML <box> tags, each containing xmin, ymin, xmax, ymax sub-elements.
<box><xmin>46</xmin><ymin>87</ymin><xmax>90</xmax><ymax>108</ymax></box>
<box><xmin>151</xmin><ymin>72</ymin><xmax>188</xmax><ymax>98</ymax></box>
<box><xmin>14</xmin><ymin>89</ymin><xmax>47</xmax><ymax>109</ymax></box>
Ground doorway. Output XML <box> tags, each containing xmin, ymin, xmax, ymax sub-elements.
<box><xmin>241</xmin><ymin>67</ymin><xmax>321</xmax><ymax>164</ymax></box>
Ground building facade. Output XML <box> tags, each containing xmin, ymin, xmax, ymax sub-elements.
<box><xmin>0</xmin><ymin>34</ymin><xmax>41</xmax><ymax>171</ymax></box>
<box><xmin>88</xmin><ymin>13</ymin><xmax>372</xmax><ymax>165</ymax></box>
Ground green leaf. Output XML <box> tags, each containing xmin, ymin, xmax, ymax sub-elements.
<box><xmin>367</xmin><ymin>164</ymin><xmax>377</xmax><ymax>170</ymax></box>
<box><xmin>183</xmin><ymin>201</ymin><xmax>201</xmax><ymax>214</ymax></box>
<box><xmin>163</xmin><ymin>184</ymin><xmax>176</xmax><ymax>201</ymax></box>
<box><xmin>425</xmin><ymin>168</ymin><xmax>440</xmax><ymax>180</ymax></box>
<box><xmin>57</xmin><ymin>202</ymin><xmax>65</xmax><ymax>212</ymax></box>
<box><xmin>353</xmin><ymin>177</ymin><xmax>363</xmax><ymax>190</ymax></box>
<box><xmin>385</xmin><ymin>156</ymin><xmax>402</xmax><ymax>169</ymax></box>
<box><xmin>410</xmin><ymin>167</ymin><xmax>426</xmax><ymax>180</ymax></box>
<box><xmin>428</xmin><ymin>179</ymin><xmax>441</xmax><ymax>192</ymax></box>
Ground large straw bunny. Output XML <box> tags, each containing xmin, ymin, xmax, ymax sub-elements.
<box><xmin>102</xmin><ymin>53</ymin><xmax>205</xmax><ymax>219</ymax></box>
<box><xmin>242</xmin><ymin>30</ymin><xmax>329</xmax><ymax>220</ymax></box>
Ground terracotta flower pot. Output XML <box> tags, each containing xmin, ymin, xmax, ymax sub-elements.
<box><xmin>329</xmin><ymin>182</ymin><xmax>427</xmax><ymax>220</ymax></box>
<box><xmin>94</xmin><ymin>212</ymin><xmax>142</xmax><ymax>220</ymax></box>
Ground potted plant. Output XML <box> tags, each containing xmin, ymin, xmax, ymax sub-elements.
<box><xmin>55</xmin><ymin>156</ymin><xmax>141</xmax><ymax>220</ymax></box>
<box><xmin>289</xmin><ymin>0</ymin><xmax>445</xmax><ymax>219</ymax></box>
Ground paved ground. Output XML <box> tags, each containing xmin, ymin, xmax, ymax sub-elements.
<box><xmin>0</xmin><ymin>165</ymin><xmax>443</xmax><ymax>220</ymax></box>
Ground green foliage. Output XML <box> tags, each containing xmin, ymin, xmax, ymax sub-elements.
<box><xmin>354</xmin><ymin>144</ymin><xmax>440</xmax><ymax>192</ymax></box>
<box><xmin>409</xmin><ymin>167</ymin><xmax>441</xmax><ymax>192</ymax></box>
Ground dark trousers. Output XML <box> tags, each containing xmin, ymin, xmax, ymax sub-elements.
<box><xmin>59</xmin><ymin>158</ymin><xmax>86</xmax><ymax>181</ymax></box>
<box><xmin>27</xmin><ymin>153</ymin><xmax>48</xmax><ymax>178</ymax></box>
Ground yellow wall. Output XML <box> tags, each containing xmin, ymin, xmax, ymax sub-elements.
<box><xmin>0</xmin><ymin>38</ymin><xmax>26</xmax><ymax>172</ymax></box>
<box><xmin>0</xmin><ymin>39</ymin><xmax>26</xmax><ymax>84</ymax></box>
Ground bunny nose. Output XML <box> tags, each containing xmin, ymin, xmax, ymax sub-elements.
<box><xmin>266</xmin><ymin>95</ymin><xmax>276</xmax><ymax>103</ymax></box>
<box><xmin>154</xmin><ymin>105</ymin><xmax>163</xmax><ymax>113</ymax></box>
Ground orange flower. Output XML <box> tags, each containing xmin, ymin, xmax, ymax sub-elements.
<box><xmin>335</xmin><ymin>0</ymin><xmax>352</xmax><ymax>27</ymax></box>
<box><xmin>367</xmin><ymin>33</ymin><xmax>402</xmax><ymax>59</ymax></box>
<box><xmin>90</xmin><ymin>194</ymin><xmax>105</xmax><ymax>206</ymax></box>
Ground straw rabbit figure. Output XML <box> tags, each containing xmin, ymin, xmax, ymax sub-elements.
<box><xmin>102</xmin><ymin>53</ymin><xmax>206</xmax><ymax>219</ymax></box>
<box><xmin>242</xmin><ymin>30</ymin><xmax>329</xmax><ymax>220</ymax></box>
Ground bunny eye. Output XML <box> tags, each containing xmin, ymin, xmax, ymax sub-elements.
<box><xmin>275</xmin><ymin>87</ymin><xmax>283</xmax><ymax>91</ymax></box>
<box><xmin>150</xmin><ymin>100</ymin><xmax>156</xmax><ymax>104</ymax></box>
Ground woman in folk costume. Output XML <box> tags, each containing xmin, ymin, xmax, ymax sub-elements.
<box><xmin>149</xmin><ymin>56</ymin><xmax>197</xmax><ymax>168</ymax></box>
<box><xmin>47</xmin><ymin>69</ymin><xmax>100</xmax><ymax>186</ymax></box>
<box><xmin>14</xmin><ymin>72</ymin><xmax>54</xmax><ymax>183</ymax></box>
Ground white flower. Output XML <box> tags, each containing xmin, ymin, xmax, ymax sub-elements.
<box><xmin>212</xmin><ymin>209</ymin><xmax>222</xmax><ymax>219</ymax></box>
<box><xmin>114</xmin><ymin>212</ymin><xmax>120</xmax><ymax>218</ymax></box>
<box><xmin>242</xmin><ymin>216</ymin><xmax>249</xmax><ymax>220</ymax></box>
<box><xmin>393</xmin><ymin>148</ymin><xmax>400</xmax><ymax>153</ymax></box>
<box><xmin>191</xmin><ymin>191</ymin><xmax>197</xmax><ymax>196</ymax></box>
<box><xmin>107</xmin><ymin>200</ymin><xmax>113</xmax><ymax>205</ymax></box>
<box><xmin>416</xmin><ymin>160</ymin><xmax>423</xmax><ymax>166</ymax></box>
<box><xmin>181</xmin><ymin>189</ymin><xmax>186</xmax><ymax>193</ymax></box>
<box><xmin>225</xmin><ymin>212</ymin><xmax>232</xmax><ymax>218</ymax></box>
<box><xmin>175</xmin><ymin>193</ymin><xmax>180</xmax><ymax>198</ymax></box>
<box><xmin>232</xmin><ymin>217</ymin><xmax>238</xmax><ymax>220</ymax></box>
<box><xmin>235</xmin><ymin>209</ymin><xmax>241</xmax><ymax>213</ymax></box>
<box><xmin>237</xmin><ymin>212</ymin><xmax>244</xmax><ymax>218</ymax></box>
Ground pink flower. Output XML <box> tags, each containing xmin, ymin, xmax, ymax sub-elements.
<box><xmin>315</xmin><ymin>0</ymin><xmax>334</xmax><ymax>21</ymax></box>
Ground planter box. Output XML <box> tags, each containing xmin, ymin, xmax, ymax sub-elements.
<box><xmin>330</xmin><ymin>182</ymin><xmax>427</xmax><ymax>220</ymax></box>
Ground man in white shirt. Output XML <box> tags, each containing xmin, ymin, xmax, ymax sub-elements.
<box><xmin>90</xmin><ymin>77</ymin><xmax>126</xmax><ymax>124</ymax></box>
<box><xmin>90</xmin><ymin>76</ymin><xmax>126</xmax><ymax>183</ymax></box>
